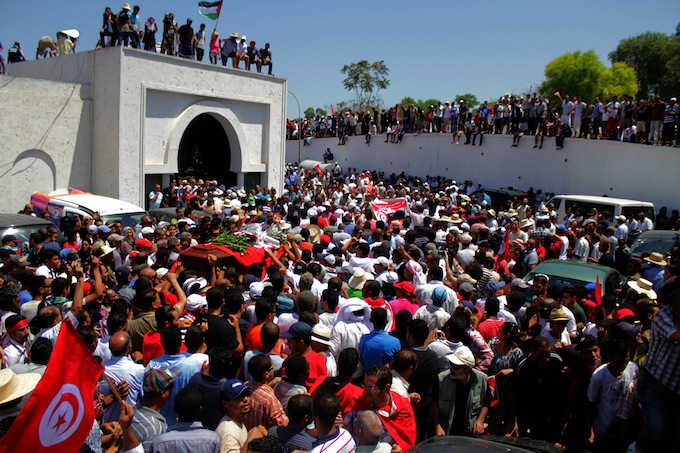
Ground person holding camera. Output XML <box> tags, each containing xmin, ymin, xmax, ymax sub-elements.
<box><xmin>160</xmin><ymin>13</ymin><xmax>177</xmax><ymax>55</ymax></box>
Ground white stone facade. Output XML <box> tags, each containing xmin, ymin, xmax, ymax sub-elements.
<box><xmin>1</xmin><ymin>46</ymin><xmax>287</xmax><ymax>212</ymax></box>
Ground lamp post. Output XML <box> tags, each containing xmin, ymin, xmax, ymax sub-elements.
<box><xmin>287</xmin><ymin>90</ymin><xmax>301</xmax><ymax>164</ymax></box>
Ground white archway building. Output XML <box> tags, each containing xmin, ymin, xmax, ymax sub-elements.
<box><xmin>1</xmin><ymin>46</ymin><xmax>287</xmax><ymax>212</ymax></box>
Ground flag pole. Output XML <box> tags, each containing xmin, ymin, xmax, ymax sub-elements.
<box><xmin>213</xmin><ymin>13</ymin><xmax>221</xmax><ymax>33</ymax></box>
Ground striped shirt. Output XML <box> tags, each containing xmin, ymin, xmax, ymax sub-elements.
<box><xmin>268</xmin><ymin>425</ymin><xmax>316</xmax><ymax>453</ymax></box>
<box><xmin>643</xmin><ymin>307</ymin><xmax>680</xmax><ymax>394</ymax></box>
<box><xmin>311</xmin><ymin>427</ymin><xmax>356</xmax><ymax>453</ymax></box>
<box><xmin>151</xmin><ymin>421</ymin><xmax>220</xmax><ymax>453</ymax></box>
<box><xmin>244</xmin><ymin>382</ymin><xmax>288</xmax><ymax>430</ymax></box>
<box><xmin>131</xmin><ymin>403</ymin><xmax>167</xmax><ymax>452</ymax></box>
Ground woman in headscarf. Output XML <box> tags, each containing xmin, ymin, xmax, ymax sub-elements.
<box><xmin>142</xmin><ymin>16</ymin><xmax>157</xmax><ymax>51</ymax></box>
<box><xmin>119</xmin><ymin>226</ymin><xmax>135</xmax><ymax>259</ymax></box>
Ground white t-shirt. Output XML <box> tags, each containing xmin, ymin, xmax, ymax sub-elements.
<box><xmin>587</xmin><ymin>362</ymin><xmax>639</xmax><ymax>438</ymax></box>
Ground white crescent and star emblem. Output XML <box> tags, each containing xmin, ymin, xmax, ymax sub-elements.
<box><xmin>38</xmin><ymin>384</ymin><xmax>85</xmax><ymax>447</ymax></box>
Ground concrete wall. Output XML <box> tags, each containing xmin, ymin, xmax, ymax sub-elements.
<box><xmin>286</xmin><ymin>133</ymin><xmax>680</xmax><ymax>211</ymax></box>
<box><xmin>1</xmin><ymin>46</ymin><xmax>287</xmax><ymax>212</ymax></box>
<box><xmin>0</xmin><ymin>76</ymin><xmax>92</xmax><ymax>212</ymax></box>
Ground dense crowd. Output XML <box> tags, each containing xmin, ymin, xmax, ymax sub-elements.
<box><xmin>290</xmin><ymin>93</ymin><xmax>680</xmax><ymax>150</ymax></box>
<box><xmin>0</xmin><ymin>168</ymin><xmax>679</xmax><ymax>453</ymax></box>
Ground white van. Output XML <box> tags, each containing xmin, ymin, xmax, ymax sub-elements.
<box><xmin>548</xmin><ymin>195</ymin><xmax>655</xmax><ymax>224</ymax></box>
<box><xmin>31</xmin><ymin>190</ymin><xmax>148</xmax><ymax>229</ymax></box>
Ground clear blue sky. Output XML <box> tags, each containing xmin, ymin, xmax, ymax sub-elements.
<box><xmin>2</xmin><ymin>0</ymin><xmax>678</xmax><ymax>118</ymax></box>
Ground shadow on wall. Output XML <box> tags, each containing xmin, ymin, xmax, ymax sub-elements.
<box><xmin>11</xmin><ymin>150</ymin><xmax>57</xmax><ymax>210</ymax></box>
<box><xmin>67</xmin><ymin>98</ymin><xmax>94</xmax><ymax>193</ymax></box>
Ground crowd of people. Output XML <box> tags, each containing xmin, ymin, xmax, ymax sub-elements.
<box><xmin>0</xmin><ymin>167</ymin><xmax>678</xmax><ymax>453</ymax></box>
<box><xmin>290</xmin><ymin>92</ymin><xmax>680</xmax><ymax>151</ymax></box>
<box><xmin>95</xmin><ymin>4</ymin><xmax>273</xmax><ymax>74</ymax></box>
<box><xmin>0</xmin><ymin>4</ymin><xmax>273</xmax><ymax>75</ymax></box>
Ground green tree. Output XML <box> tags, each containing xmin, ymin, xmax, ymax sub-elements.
<box><xmin>419</xmin><ymin>98</ymin><xmax>440</xmax><ymax>112</ymax></box>
<box><xmin>304</xmin><ymin>107</ymin><xmax>315</xmax><ymax>119</ymax></box>
<box><xmin>400</xmin><ymin>96</ymin><xmax>416</xmax><ymax>107</ymax></box>
<box><xmin>608</xmin><ymin>32</ymin><xmax>670</xmax><ymax>98</ymax></box>
<box><xmin>315</xmin><ymin>107</ymin><xmax>327</xmax><ymax>118</ymax></box>
<box><xmin>540</xmin><ymin>50</ymin><xmax>606</xmax><ymax>104</ymax></box>
<box><xmin>659</xmin><ymin>34</ymin><xmax>680</xmax><ymax>99</ymax></box>
<box><xmin>454</xmin><ymin>93</ymin><xmax>479</xmax><ymax>109</ymax></box>
<box><xmin>340</xmin><ymin>60</ymin><xmax>390</xmax><ymax>112</ymax></box>
<box><xmin>602</xmin><ymin>62</ymin><xmax>638</xmax><ymax>100</ymax></box>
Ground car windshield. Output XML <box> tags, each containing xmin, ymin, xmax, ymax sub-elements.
<box><xmin>0</xmin><ymin>226</ymin><xmax>44</xmax><ymax>245</ymax></box>
<box><xmin>630</xmin><ymin>236</ymin><xmax>675</xmax><ymax>257</ymax></box>
<box><xmin>102</xmin><ymin>212</ymin><xmax>147</xmax><ymax>229</ymax></box>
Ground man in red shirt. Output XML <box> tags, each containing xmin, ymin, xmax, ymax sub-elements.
<box><xmin>245</xmin><ymin>298</ymin><xmax>276</xmax><ymax>351</ymax></box>
<box><xmin>477</xmin><ymin>297</ymin><xmax>505</xmax><ymax>342</ymax></box>
<box><xmin>286</xmin><ymin>322</ymin><xmax>327</xmax><ymax>390</ymax></box>
<box><xmin>345</xmin><ymin>364</ymin><xmax>416</xmax><ymax>452</ymax></box>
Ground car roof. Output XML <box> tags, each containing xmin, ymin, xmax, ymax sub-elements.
<box><xmin>525</xmin><ymin>259</ymin><xmax>619</xmax><ymax>284</ymax></box>
<box><xmin>635</xmin><ymin>230</ymin><xmax>679</xmax><ymax>239</ymax></box>
<box><xmin>49</xmin><ymin>194</ymin><xmax>146</xmax><ymax>215</ymax></box>
<box><xmin>551</xmin><ymin>195</ymin><xmax>653</xmax><ymax>206</ymax></box>
<box><xmin>409</xmin><ymin>436</ymin><xmax>539</xmax><ymax>453</ymax></box>
<box><xmin>0</xmin><ymin>214</ymin><xmax>54</xmax><ymax>228</ymax></box>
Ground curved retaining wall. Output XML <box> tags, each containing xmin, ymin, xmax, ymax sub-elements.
<box><xmin>286</xmin><ymin>133</ymin><xmax>680</xmax><ymax>211</ymax></box>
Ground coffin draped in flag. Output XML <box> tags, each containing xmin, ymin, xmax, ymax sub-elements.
<box><xmin>370</xmin><ymin>197</ymin><xmax>407</xmax><ymax>222</ymax></box>
<box><xmin>198</xmin><ymin>0</ymin><xmax>223</xmax><ymax>20</ymax></box>
<box><xmin>0</xmin><ymin>318</ymin><xmax>101</xmax><ymax>452</ymax></box>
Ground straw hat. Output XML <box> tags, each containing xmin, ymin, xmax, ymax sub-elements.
<box><xmin>549</xmin><ymin>307</ymin><xmax>569</xmax><ymax>322</ymax></box>
<box><xmin>519</xmin><ymin>218</ymin><xmax>533</xmax><ymax>230</ymax></box>
<box><xmin>307</xmin><ymin>224</ymin><xmax>321</xmax><ymax>244</ymax></box>
<box><xmin>0</xmin><ymin>369</ymin><xmax>41</xmax><ymax>405</ymax></box>
<box><xmin>644</xmin><ymin>252</ymin><xmax>667</xmax><ymax>267</ymax></box>
<box><xmin>450</xmin><ymin>213</ymin><xmax>464</xmax><ymax>224</ymax></box>
<box><xmin>229</xmin><ymin>32</ymin><xmax>239</xmax><ymax>39</ymax></box>
<box><xmin>348</xmin><ymin>268</ymin><xmax>374</xmax><ymax>290</ymax></box>
<box><xmin>627</xmin><ymin>278</ymin><xmax>657</xmax><ymax>299</ymax></box>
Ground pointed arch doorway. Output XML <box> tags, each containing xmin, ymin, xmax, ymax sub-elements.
<box><xmin>177</xmin><ymin>113</ymin><xmax>237</xmax><ymax>187</ymax></box>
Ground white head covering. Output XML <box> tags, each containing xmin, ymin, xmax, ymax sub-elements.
<box><xmin>333</xmin><ymin>298</ymin><xmax>373</xmax><ymax>331</ymax></box>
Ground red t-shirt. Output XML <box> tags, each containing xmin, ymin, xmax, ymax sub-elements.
<box><xmin>245</xmin><ymin>323</ymin><xmax>264</xmax><ymax>351</ymax></box>
<box><xmin>304</xmin><ymin>350</ymin><xmax>328</xmax><ymax>390</ymax></box>
<box><xmin>142</xmin><ymin>331</ymin><xmax>187</xmax><ymax>366</ymax></box>
<box><xmin>477</xmin><ymin>318</ymin><xmax>505</xmax><ymax>342</ymax></box>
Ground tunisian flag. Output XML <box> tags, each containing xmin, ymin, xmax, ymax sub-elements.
<box><xmin>370</xmin><ymin>197</ymin><xmax>407</xmax><ymax>222</ymax></box>
<box><xmin>0</xmin><ymin>318</ymin><xmax>101</xmax><ymax>452</ymax></box>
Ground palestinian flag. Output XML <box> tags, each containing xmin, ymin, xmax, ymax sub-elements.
<box><xmin>198</xmin><ymin>0</ymin><xmax>222</xmax><ymax>20</ymax></box>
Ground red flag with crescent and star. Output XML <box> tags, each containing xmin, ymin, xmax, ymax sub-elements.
<box><xmin>0</xmin><ymin>318</ymin><xmax>101</xmax><ymax>452</ymax></box>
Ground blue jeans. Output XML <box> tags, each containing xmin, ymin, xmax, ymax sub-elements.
<box><xmin>638</xmin><ymin>368</ymin><xmax>680</xmax><ymax>446</ymax></box>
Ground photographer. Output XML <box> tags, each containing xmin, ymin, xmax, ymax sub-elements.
<box><xmin>161</xmin><ymin>13</ymin><xmax>177</xmax><ymax>55</ymax></box>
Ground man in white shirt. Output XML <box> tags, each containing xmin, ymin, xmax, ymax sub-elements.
<box><xmin>149</xmin><ymin>184</ymin><xmax>163</xmax><ymax>210</ymax></box>
<box><xmin>1</xmin><ymin>315</ymin><xmax>32</xmax><ymax>367</ymax></box>
<box><xmin>35</xmin><ymin>249</ymin><xmax>61</xmax><ymax>279</ymax></box>
<box><xmin>636</xmin><ymin>212</ymin><xmax>653</xmax><ymax>232</ymax></box>
<box><xmin>614</xmin><ymin>215</ymin><xmax>629</xmax><ymax>241</ymax></box>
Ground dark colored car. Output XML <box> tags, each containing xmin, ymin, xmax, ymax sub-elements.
<box><xmin>0</xmin><ymin>213</ymin><xmax>58</xmax><ymax>245</ymax></box>
<box><xmin>409</xmin><ymin>435</ymin><xmax>566</xmax><ymax>453</ymax></box>
<box><xmin>149</xmin><ymin>208</ymin><xmax>211</xmax><ymax>224</ymax></box>
<box><xmin>629</xmin><ymin>230</ymin><xmax>678</xmax><ymax>259</ymax></box>
<box><xmin>523</xmin><ymin>260</ymin><xmax>627</xmax><ymax>299</ymax></box>
<box><xmin>471</xmin><ymin>187</ymin><xmax>529</xmax><ymax>211</ymax></box>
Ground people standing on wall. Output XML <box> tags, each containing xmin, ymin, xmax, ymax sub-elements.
<box><xmin>176</xmin><ymin>18</ymin><xmax>195</xmax><ymax>59</ymax></box>
<box><xmin>194</xmin><ymin>24</ymin><xmax>206</xmax><ymax>61</ymax></box>
<box><xmin>143</xmin><ymin>16</ymin><xmax>157</xmax><ymax>51</ymax></box>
